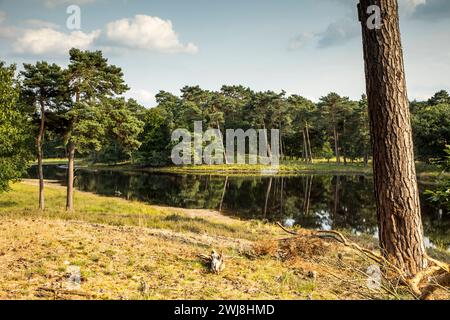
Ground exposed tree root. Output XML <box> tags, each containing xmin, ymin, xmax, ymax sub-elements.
<box><xmin>276</xmin><ymin>222</ymin><xmax>450</xmax><ymax>300</ymax></box>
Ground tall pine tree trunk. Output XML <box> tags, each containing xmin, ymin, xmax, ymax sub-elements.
<box><xmin>305</xmin><ymin>121</ymin><xmax>313</xmax><ymax>163</ymax></box>
<box><xmin>333</xmin><ymin>127</ymin><xmax>340</xmax><ymax>164</ymax></box>
<box><xmin>66</xmin><ymin>90</ymin><xmax>79</xmax><ymax>212</ymax></box>
<box><xmin>216</xmin><ymin>121</ymin><xmax>229</xmax><ymax>165</ymax></box>
<box><xmin>358</xmin><ymin>0</ymin><xmax>426</xmax><ymax>276</ymax></box>
<box><xmin>279</xmin><ymin>124</ymin><xmax>284</xmax><ymax>161</ymax></box>
<box><xmin>37</xmin><ymin>100</ymin><xmax>45</xmax><ymax>210</ymax></box>
<box><xmin>66</xmin><ymin>141</ymin><xmax>75</xmax><ymax>211</ymax></box>
<box><xmin>263</xmin><ymin>122</ymin><xmax>272</xmax><ymax>159</ymax></box>
<box><xmin>302</xmin><ymin>130</ymin><xmax>308</xmax><ymax>162</ymax></box>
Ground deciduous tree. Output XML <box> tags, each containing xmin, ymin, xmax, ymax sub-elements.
<box><xmin>0</xmin><ymin>62</ymin><xmax>32</xmax><ymax>192</ymax></box>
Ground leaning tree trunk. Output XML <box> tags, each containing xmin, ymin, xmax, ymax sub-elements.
<box><xmin>358</xmin><ymin>0</ymin><xmax>426</xmax><ymax>276</ymax></box>
<box><xmin>37</xmin><ymin>100</ymin><xmax>45</xmax><ymax>210</ymax></box>
<box><xmin>66</xmin><ymin>141</ymin><xmax>75</xmax><ymax>211</ymax></box>
<box><xmin>305</xmin><ymin>121</ymin><xmax>313</xmax><ymax>163</ymax></box>
<box><xmin>302</xmin><ymin>130</ymin><xmax>308</xmax><ymax>162</ymax></box>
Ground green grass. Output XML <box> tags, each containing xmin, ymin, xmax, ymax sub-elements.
<box><xmin>31</xmin><ymin>158</ymin><xmax>84</xmax><ymax>165</ymax></box>
<box><xmin>0</xmin><ymin>182</ymin><xmax>270</xmax><ymax>241</ymax></box>
<box><xmin>145</xmin><ymin>159</ymin><xmax>446</xmax><ymax>178</ymax></box>
<box><xmin>0</xmin><ymin>182</ymin><xmax>447</xmax><ymax>300</ymax></box>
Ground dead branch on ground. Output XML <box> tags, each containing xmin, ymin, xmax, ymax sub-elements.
<box><xmin>199</xmin><ymin>250</ymin><xmax>225</xmax><ymax>274</ymax></box>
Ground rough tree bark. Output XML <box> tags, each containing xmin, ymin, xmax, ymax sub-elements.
<box><xmin>358</xmin><ymin>0</ymin><xmax>426</xmax><ymax>276</ymax></box>
<box><xmin>37</xmin><ymin>99</ymin><xmax>45</xmax><ymax>210</ymax></box>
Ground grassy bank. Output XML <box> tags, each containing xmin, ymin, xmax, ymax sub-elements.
<box><xmin>35</xmin><ymin>158</ymin><xmax>447</xmax><ymax>179</ymax></box>
<box><xmin>3</xmin><ymin>182</ymin><xmax>444</xmax><ymax>300</ymax></box>
<box><xmin>32</xmin><ymin>158</ymin><xmax>83</xmax><ymax>165</ymax></box>
<box><xmin>152</xmin><ymin>160</ymin><xmax>449</xmax><ymax>178</ymax></box>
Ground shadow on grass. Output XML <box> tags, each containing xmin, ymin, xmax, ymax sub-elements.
<box><xmin>164</xmin><ymin>214</ymin><xmax>239</xmax><ymax>234</ymax></box>
<box><xmin>0</xmin><ymin>201</ymin><xmax>18</xmax><ymax>208</ymax></box>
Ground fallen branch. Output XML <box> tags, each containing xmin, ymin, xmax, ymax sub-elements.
<box><xmin>199</xmin><ymin>250</ymin><xmax>225</xmax><ymax>274</ymax></box>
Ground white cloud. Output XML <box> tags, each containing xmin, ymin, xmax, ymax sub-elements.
<box><xmin>126</xmin><ymin>89</ymin><xmax>156</xmax><ymax>107</ymax></box>
<box><xmin>289</xmin><ymin>19</ymin><xmax>359</xmax><ymax>50</ymax></box>
<box><xmin>13</xmin><ymin>28</ymin><xmax>100</xmax><ymax>55</ymax></box>
<box><xmin>317</xmin><ymin>18</ymin><xmax>359</xmax><ymax>48</ymax></box>
<box><xmin>105</xmin><ymin>15</ymin><xmax>198</xmax><ymax>54</ymax></box>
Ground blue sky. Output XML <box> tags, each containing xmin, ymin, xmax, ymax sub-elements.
<box><xmin>0</xmin><ymin>0</ymin><xmax>449</xmax><ymax>106</ymax></box>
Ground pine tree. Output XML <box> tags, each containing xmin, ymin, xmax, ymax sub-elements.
<box><xmin>21</xmin><ymin>62</ymin><xmax>65</xmax><ymax>210</ymax></box>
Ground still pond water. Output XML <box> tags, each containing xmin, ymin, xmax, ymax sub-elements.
<box><xmin>28</xmin><ymin>165</ymin><xmax>449</xmax><ymax>249</ymax></box>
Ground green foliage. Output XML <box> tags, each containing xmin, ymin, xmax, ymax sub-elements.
<box><xmin>412</xmin><ymin>102</ymin><xmax>450</xmax><ymax>161</ymax></box>
<box><xmin>65</xmin><ymin>49</ymin><xmax>141</xmax><ymax>156</ymax></box>
<box><xmin>67</xmin><ymin>48</ymin><xmax>129</xmax><ymax>101</ymax></box>
<box><xmin>0</xmin><ymin>62</ymin><xmax>32</xmax><ymax>192</ymax></box>
<box><xmin>425</xmin><ymin>145</ymin><xmax>450</xmax><ymax>213</ymax></box>
<box><xmin>346</xmin><ymin>95</ymin><xmax>371</xmax><ymax>162</ymax></box>
<box><xmin>317</xmin><ymin>93</ymin><xmax>361</xmax><ymax>163</ymax></box>
<box><xmin>321</xmin><ymin>141</ymin><xmax>334</xmax><ymax>162</ymax></box>
<box><xmin>136</xmin><ymin>105</ymin><xmax>175</xmax><ymax>166</ymax></box>
<box><xmin>4</xmin><ymin>47</ymin><xmax>448</xmax><ymax>174</ymax></box>
<box><xmin>90</xmin><ymin>98</ymin><xmax>145</xmax><ymax>164</ymax></box>
<box><xmin>20</xmin><ymin>61</ymin><xmax>65</xmax><ymax>111</ymax></box>
<box><xmin>137</xmin><ymin>87</ymin><xmax>449</xmax><ymax>167</ymax></box>
<box><xmin>43</xmin><ymin>131</ymin><xmax>66</xmax><ymax>158</ymax></box>
<box><xmin>428</xmin><ymin>90</ymin><xmax>450</xmax><ymax>106</ymax></box>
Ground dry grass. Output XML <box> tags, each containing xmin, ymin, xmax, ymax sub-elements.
<box><xmin>0</xmin><ymin>182</ymin><xmax>446</xmax><ymax>300</ymax></box>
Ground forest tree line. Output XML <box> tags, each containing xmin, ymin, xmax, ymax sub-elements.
<box><xmin>1</xmin><ymin>48</ymin><xmax>450</xmax><ymax>200</ymax></box>
<box><xmin>91</xmin><ymin>86</ymin><xmax>449</xmax><ymax>167</ymax></box>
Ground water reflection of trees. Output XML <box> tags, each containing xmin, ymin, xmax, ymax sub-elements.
<box><xmin>28</xmin><ymin>166</ymin><xmax>448</xmax><ymax>247</ymax></box>
<box><xmin>221</xmin><ymin>175</ymin><xmax>378</xmax><ymax>234</ymax></box>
